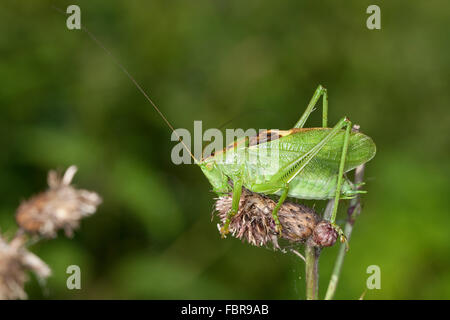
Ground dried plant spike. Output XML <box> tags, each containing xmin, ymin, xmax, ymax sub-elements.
<box><xmin>215</xmin><ymin>188</ymin><xmax>323</xmax><ymax>248</ymax></box>
<box><xmin>215</xmin><ymin>188</ymin><xmax>343</xmax><ymax>250</ymax></box>
<box><xmin>278</xmin><ymin>202</ymin><xmax>319</xmax><ymax>242</ymax></box>
<box><xmin>16</xmin><ymin>165</ymin><xmax>102</xmax><ymax>238</ymax></box>
<box><xmin>216</xmin><ymin>189</ymin><xmax>274</xmax><ymax>247</ymax></box>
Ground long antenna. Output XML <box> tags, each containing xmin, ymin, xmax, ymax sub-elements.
<box><xmin>52</xmin><ymin>6</ymin><xmax>198</xmax><ymax>163</ymax></box>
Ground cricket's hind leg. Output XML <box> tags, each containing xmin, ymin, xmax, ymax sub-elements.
<box><xmin>328</xmin><ymin>117</ymin><xmax>352</xmax><ymax>248</ymax></box>
<box><xmin>292</xmin><ymin>85</ymin><xmax>353</xmax><ymax>247</ymax></box>
<box><xmin>294</xmin><ymin>85</ymin><xmax>328</xmax><ymax>129</ymax></box>
<box><xmin>269</xmin><ymin>117</ymin><xmax>352</xmax><ymax>235</ymax></box>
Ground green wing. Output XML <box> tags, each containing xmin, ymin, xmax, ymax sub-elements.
<box><xmin>243</xmin><ymin>128</ymin><xmax>376</xmax><ymax>199</ymax></box>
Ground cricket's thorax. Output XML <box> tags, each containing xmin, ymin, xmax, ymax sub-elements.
<box><xmin>200</xmin><ymin>128</ymin><xmax>376</xmax><ymax>199</ymax></box>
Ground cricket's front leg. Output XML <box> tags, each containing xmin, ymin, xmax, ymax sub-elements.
<box><xmin>220</xmin><ymin>178</ymin><xmax>243</xmax><ymax>238</ymax></box>
<box><xmin>271</xmin><ymin>186</ymin><xmax>289</xmax><ymax>234</ymax></box>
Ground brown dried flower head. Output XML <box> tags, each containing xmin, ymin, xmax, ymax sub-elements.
<box><xmin>310</xmin><ymin>220</ymin><xmax>338</xmax><ymax>247</ymax></box>
<box><xmin>15</xmin><ymin>166</ymin><xmax>102</xmax><ymax>238</ymax></box>
<box><xmin>215</xmin><ymin>188</ymin><xmax>320</xmax><ymax>248</ymax></box>
<box><xmin>0</xmin><ymin>234</ymin><xmax>51</xmax><ymax>300</ymax></box>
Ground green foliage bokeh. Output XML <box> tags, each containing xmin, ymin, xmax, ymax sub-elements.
<box><xmin>1</xmin><ymin>1</ymin><xmax>449</xmax><ymax>299</ymax></box>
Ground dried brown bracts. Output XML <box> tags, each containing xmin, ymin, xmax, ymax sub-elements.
<box><xmin>0</xmin><ymin>234</ymin><xmax>51</xmax><ymax>300</ymax></box>
<box><xmin>15</xmin><ymin>166</ymin><xmax>102</xmax><ymax>238</ymax></box>
<box><xmin>215</xmin><ymin>188</ymin><xmax>337</xmax><ymax>249</ymax></box>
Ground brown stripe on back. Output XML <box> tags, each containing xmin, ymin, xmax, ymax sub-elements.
<box><xmin>202</xmin><ymin>136</ymin><xmax>248</xmax><ymax>160</ymax></box>
<box><xmin>248</xmin><ymin>129</ymin><xmax>293</xmax><ymax>146</ymax></box>
<box><xmin>202</xmin><ymin>129</ymin><xmax>305</xmax><ymax>161</ymax></box>
<box><xmin>290</xmin><ymin>127</ymin><xmax>329</xmax><ymax>132</ymax></box>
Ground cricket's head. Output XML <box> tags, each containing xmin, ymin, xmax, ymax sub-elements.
<box><xmin>198</xmin><ymin>160</ymin><xmax>231</xmax><ymax>194</ymax></box>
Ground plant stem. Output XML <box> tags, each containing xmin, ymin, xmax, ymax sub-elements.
<box><xmin>323</xmin><ymin>198</ymin><xmax>335</xmax><ymax>221</ymax></box>
<box><xmin>305</xmin><ymin>242</ymin><xmax>320</xmax><ymax>300</ymax></box>
<box><xmin>304</xmin><ymin>198</ymin><xmax>334</xmax><ymax>300</ymax></box>
<box><xmin>325</xmin><ymin>162</ymin><xmax>366</xmax><ymax>300</ymax></box>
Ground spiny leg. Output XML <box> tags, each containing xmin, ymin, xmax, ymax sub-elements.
<box><xmin>270</xmin><ymin>117</ymin><xmax>351</xmax><ymax>235</ymax></box>
<box><xmin>272</xmin><ymin>186</ymin><xmax>289</xmax><ymax>233</ymax></box>
<box><xmin>329</xmin><ymin>118</ymin><xmax>352</xmax><ymax>248</ymax></box>
<box><xmin>220</xmin><ymin>177</ymin><xmax>243</xmax><ymax>237</ymax></box>
<box><xmin>294</xmin><ymin>85</ymin><xmax>328</xmax><ymax>129</ymax></box>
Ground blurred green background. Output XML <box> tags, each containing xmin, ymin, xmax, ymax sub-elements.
<box><xmin>1</xmin><ymin>1</ymin><xmax>449</xmax><ymax>299</ymax></box>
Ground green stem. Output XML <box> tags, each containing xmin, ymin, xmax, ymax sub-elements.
<box><xmin>305</xmin><ymin>243</ymin><xmax>320</xmax><ymax>300</ymax></box>
<box><xmin>303</xmin><ymin>198</ymin><xmax>334</xmax><ymax>300</ymax></box>
<box><xmin>325</xmin><ymin>161</ymin><xmax>365</xmax><ymax>300</ymax></box>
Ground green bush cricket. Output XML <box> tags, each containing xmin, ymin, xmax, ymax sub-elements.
<box><xmin>75</xmin><ymin>25</ymin><xmax>376</xmax><ymax>245</ymax></box>
<box><xmin>197</xmin><ymin>85</ymin><xmax>376</xmax><ymax>241</ymax></box>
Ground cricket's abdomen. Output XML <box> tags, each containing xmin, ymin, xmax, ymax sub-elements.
<box><xmin>248</xmin><ymin>162</ymin><xmax>354</xmax><ymax>200</ymax></box>
<box><xmin>284</xmin><ymin>169</ymin><xmax>353</xmax><ymax>200</ymax></box>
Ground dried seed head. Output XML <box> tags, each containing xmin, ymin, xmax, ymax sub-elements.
<box><xmin>215</xmin><ymin>190</ymin><xmax>273</xmax><ymax>247</ymax></box>
<box><xmin>0</xmin><ymin>237</ymin><xmax>26</xmax><ymax>300</ymax></box>
<box><xmin>311</xmin><ymin>221</ymin><xmax>338</xmax><ymax>247</ymax></box>
<box><xmin>215</xmin><ymin>188</ymin><xmax>319</xmax><ymax>248</ymax></box>
<box><xmin>0</xmin><ymin>234</ymin><xmax>51</xmax><ymax>300</ymax></box>
<box><xmin>15</xmin><ymin>166</ymin><xmax>102</xmax><ymax>238</ymax></box>
<box><xmin>278</xmin><ymin>202</ymin><xmax>319</xmax><ymax>242</ymax></box>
